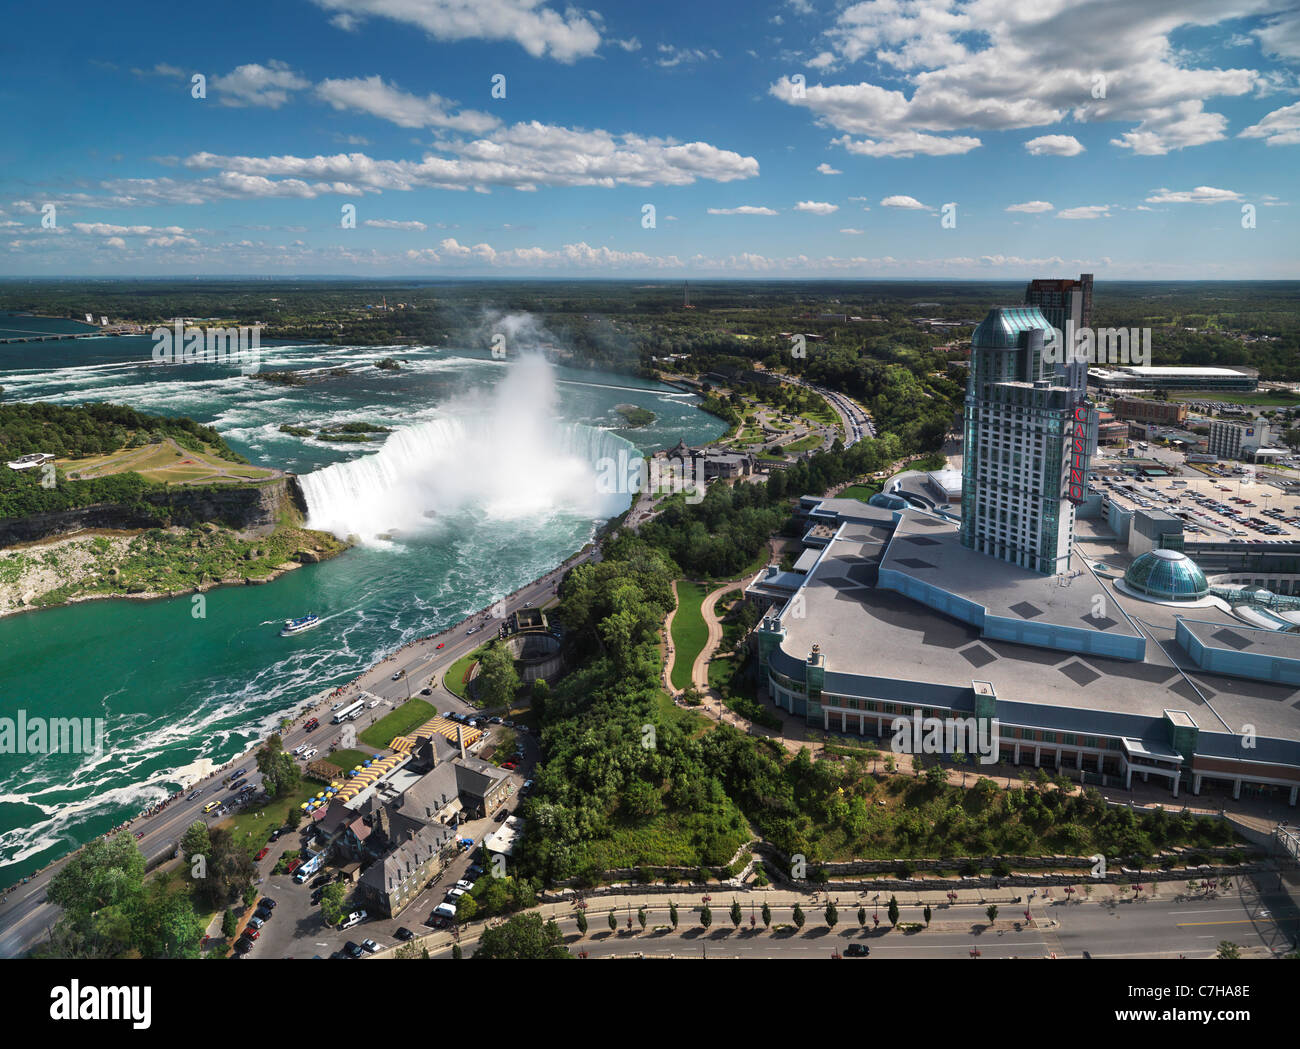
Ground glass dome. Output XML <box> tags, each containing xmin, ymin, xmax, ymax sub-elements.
<box><xmin>1123</xmin><ymin>548</ymin><xmax>1209</xmax><ymax>602</ymax></box>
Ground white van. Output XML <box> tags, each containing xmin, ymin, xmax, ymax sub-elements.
<box><xmin>433</xmin><ymin>902</ymin><xmax>458</xmax><ymax>920</ymax></box>
<box><xmin>368</xmin><ymin>699</ymin><xmax>382</xmax><ymax>709</ymax></box>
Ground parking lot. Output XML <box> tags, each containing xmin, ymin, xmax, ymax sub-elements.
<box><xmin>1095</xmin><ymin>466</ymin><xmax>1300</xmax><ymax>543</ymax></box>
<box><xmin>235</xmin><ymin>729</ymin><xmax>536</xmax><ymax>959</ymax></box>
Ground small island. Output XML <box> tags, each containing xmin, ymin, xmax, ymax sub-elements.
<box><xmin>615</xmin><ymin>403</ymin><xmax>656</xmax><ymax>428</ymax></box>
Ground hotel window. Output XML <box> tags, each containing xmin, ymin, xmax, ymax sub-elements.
<box><xmin>1064</xmin><ymin>734</ymin><xmax>1077</xmax><ymax>746</ymax></box>
<box><xmin>1042</xmin><ymin>731</ymin><xmax>1056</xmax><ymax>743</ymax></box>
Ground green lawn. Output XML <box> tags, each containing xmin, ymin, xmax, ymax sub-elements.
<box><xmin>839</xmin><ymin>481</ymin><xmax>883</xmax><ymax>502</ymax></box>
<box><xmin>328</xmin><ymin>749</ymin><xmax>375</xmax><ymax>775</ymax></box>
<box><xmin>360</xmin><ymin>698</ymin><xmax>435</xmax><ymax>748</ymax></box>
<box><xmin>445</xmin><ymin>643</ymin><xmax>490</xmax><ymax>698</ymax></box>
<box><xmin>221</xmin><ymin>781</ymin><xmax>326</xmax><ymax>856</ymax></box>
<box><xmin>670</xmin><ymin>581</ymin><xmax>711</xmax><ymax>691</ymax></box>
<box><xmin>783</xmin><ymin>433</ymin><xmax>824</xmax><ymax>455</ymax></box>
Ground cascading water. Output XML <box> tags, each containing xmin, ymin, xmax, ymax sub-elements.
<box><xmin>298</xmin><ymin>354</ymin><xmax>642</xmax><ymax>540</ymax></box>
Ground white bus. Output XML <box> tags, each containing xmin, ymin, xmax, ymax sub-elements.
<box><xmin>332</xmin><ymin>700</ymin><xmax>365</xmax><ymax>724</ymax></box>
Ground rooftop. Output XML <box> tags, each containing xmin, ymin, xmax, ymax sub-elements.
<box><xmin>769</xmin><ymin>500</ymin><xmax>1300</xmax><ymax>746</ymax></box>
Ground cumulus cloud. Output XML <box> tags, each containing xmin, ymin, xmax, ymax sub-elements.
<box><xmin>1056</xmin><ymin>205</ymin><xmax>1111</xmax><ymax>219</ymax></box>
<box><xmin>1024</xmin><ymin>134</ymin><xmax>1084</xmax><ymax>156</ymax></box>
<box><xmin>1239</xmin><ymin>101</ymin><xmax>1300</xmax><ymax>146</ymax></box>
<box><xmin>307</xmin><ymin>0</ymin><xmax>602</xmax><ymax>62</ymax></box>
<box><xmin>210</xmin><ymin>61</ymin><xmax>310</xmax><ymax>108</ymax></box>
<box><xmin>816</xmin><ymin>162</ymin><xmax>842</xmax><ymax>174</ymax></box>
<box><xmin>1144</xmin><ymin>186</ymin><xmax>1242</xmax><ymax>204</ymax></box>
<box><xmin>772</xmin><ymin>1</ymin><xmax>1263</xmax><ymax>158</ymax></box>
<box><xmin>1005</xmin><ymin>201</ymin><xmax>1054</xmax><ymax>213</ymax></box>
<box><xmin>707</xmin><ymin>205</ymin><xmax>778</xmax><ymax>215</ymax></box>
<box><xmin>316</xmin><ymin>75</ymin><xmax>499</xmax><ymax>134</ymax></box>
<box><xmin>880</xmin><ymin>195</ymin><xmax>928</xmax><ymax>209</ymax></box>
<box><xmin>795</xmin><ymin>200</ymin><xmax>839</xmax><ymax>214</ymax></box>
<box><xmin>364</xmin><ymin>218</ymin><xmax>429</xmax><ymax>230</ymax></box>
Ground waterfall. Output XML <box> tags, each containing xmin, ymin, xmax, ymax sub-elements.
<box><xmin>297</xmin><ymin>355</ymin><xmax>641</xmax><ymax>541</ymax></box>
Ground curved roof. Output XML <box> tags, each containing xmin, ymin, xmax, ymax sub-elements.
<box><xmin>971</xmin><ymin>306</ymin><xmax>1053</xmax><ymax>349</ymax></box>
<box><xmin>1123</xmin><ymin>548</ymin><xmax>1209</xmax><ymax>601</ymax></box>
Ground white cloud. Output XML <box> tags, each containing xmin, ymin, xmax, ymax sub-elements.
<box><xmin>816</xmin><ymin>162</ymin><xmax>842</xmax><ymax>174</ymax></box>
<box><xmin>1239</xmin><ymin>101</ymin><xmax>1300</xmax><ymax>146</ymax></box>
<box><xmin>773</xmin><ymin>2</ymin><xmax>1264</xmax><ymax>158</ymax></box>
<box><xmin>656</xmin><ymin>43</ymin><xmax>722</xmax><ymax>67</ymax></box>
<box><xmin>308</xmin><ymin>0</ymin><xmax>602</xmax><ymax>63</ymax></box>
<box><xmin>839</xmin><ymin>227</ymin><xmax>865</xmax><ymax>234</ymax></box>
<box><xmin>1144</xmin><ymin>186</ymin><xmax>1243</xmax><ymax>204</ymax></box>
<box><xmin>210</xmin><ymin>61</ymin><xmax>310</xmax><ymax>108</ymax></box>
<box><xmin>1005</xmin><ymin>200</ymin><xmax>1054</xmax><ymax>213</ymax></box>
<box><xmin>795</xmin><ymin>200</ymin><xmax>839</xmax><ymax>214</ymax></box>
<box><xmin>1056</xmin><ymin>205</ymin><xmax>1111</xmax><ymax>220</ymax></box>
<box><xmin>364</xmin><ymin>218</ymin><xmax>429</xmax><ymax>230</ymax></box>
<box><xmin>1024</xmin><ymin>134</ymin><xmax>1084</xmax><ymax>156</ymax></box>
<box><xmin>316</xmin><ymin>76</ymin><xmax>499</xmax><ymax>134</ymax></box>
<box><xmin>707</xmin><ymin>205</ymin><xmax>778</xmax><ymax>215</ymax></box>
<box><xmin>178</xmin><ymin>123</ymin><xmax>758</xmax><ymax>200</ymax></box>
<box><xmin>880</xmin><ymin>195</ymin><xmax>928</xmax><ymax>209</ymax></box>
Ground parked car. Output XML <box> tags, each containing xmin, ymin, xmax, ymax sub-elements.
<box><xmin>494</xmin><ymin>809</ymin><xmax>508</xmax><ymax>822</ymax></box>
<box><xmin>259</xmin><ymin>898</ymin><xmax>277</xmax><ymax>910</ymax></box>
<box><xmin>247</xmin><ymin>915</ymin><xmax>265</xmax><ymax>930</ymax></box>
<box><xmin>455</xmin><ymin>879</ymin><xmax>476</xmax><ymax>892</ymax></box>
<box><xmin>361</xmin><ymin>938</ymin><xmax>383</xmax><ymax>953</ymax></box>
<box><xmin>395</xmin><ymin>926</ymin><xmax>415</xmax><ymax>941</ymax></box>
<box><xmin>311</xmin><ymin>874</ymin><xmax>329</xmax><ymax>888</ymax></box>
<box><xmin>344</xmin><ymin>940</ymin><xmax>364</xmax><ymax>959</ymax></box>
<box><xmin>502</xmin><ymin>761</ymin><xmax>517</xmax><ymax>771</ymax></box>
<box><xmin>269</xmin><ymin>828</ymin><xmax>285</xmax><ymax>842</ymax></box>
<box><xmin>445</xmin><ymin>887</ymin><xmax>466</xmax><ymax>902</ymax></box>
<box><xmin>341</xmin><ymin>910</ymin><xmax>367</xmax><ymax>930</ymax></box>
<box><xmin>255</xmin><ymin>847</ymin><xmax>269</xmax><ymax>861</ymax></box>
<box><xmin>243</xmin><ymin>926</ymin><xmax>260</xmax><ymax>940</ymax></box>
<box><xmin>302</xmin><ymin>749</ymin><xmax>317</xmax><ymax>759</ymax></box>
<box><xmin>234</xmin><ymin>936</ymin><xmax>253</xmax><ymax>954</ymax></box>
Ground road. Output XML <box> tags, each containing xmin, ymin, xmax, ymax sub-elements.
<box><xmin>407</xmin><ymin>886</ymin><xmax>1292</xmax><ymax>960</ymax></box>
<box><xmin>0</xmin><ymin>543</ymin><xmax>598</xmax><ymax>958</ymax></box>
<box><xmin>781</xmin><ymin>375</ymin><xmax>875</xmax><ymax>446</ymax></box>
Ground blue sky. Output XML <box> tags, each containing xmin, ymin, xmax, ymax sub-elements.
<box><xmin>2</xmin><ymin>0</ymin><xmax>1298</xmax><ymax>278</ymax></box>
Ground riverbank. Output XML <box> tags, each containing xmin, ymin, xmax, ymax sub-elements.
<box><xmin>0</xmin><ymin>523</ymin><xmax>349</xmax><ymax>617</ymax></box>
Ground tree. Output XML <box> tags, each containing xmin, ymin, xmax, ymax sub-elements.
<box><xmin>575</xmin><ymin>911</ymin><xmax>588</xmax><ymax>937</ymax></box>
<box><xmin>857</xmin><ymin>906</ymin><xmax>866</xmax><ymax>928</ymax></box>
<box><xmin>457</xmin><ymin>894</ymin><xmax>479</xmax><ymax>922</ymax></box>
<box><xmin>131</xmin><ymin>882</ymin><xmax>204</xmax><ymax>959</ymax></box>
<box><xmin>256</xmin><ymin>734</ymin><xmax>301</xmax><ymax>799</ymax></box>
<box><xmin>473</xmin><ymin>913</ymin><xmax>571</xmax><ymax>959</ymax></box>
<box><xmin>700</xmin><ymin>905</ymin><xmax>713</xmax><ymax>930</ymax></box>
<box><xmin>985</xmin><ymin>904</ymin><xmax>998</xmax><ymax>925</ymax></box>
<box><xmin>761</xmin><ymin>902</ymin><xmax>772</xmax><ymax>929</ymax></box>
<box><xmin>180</xmin><ymin>821</ymin><xmax>210</xmax><ymax>863</ymax></box>
<box><xmin>792</xmin><ymin>903</ymin><xmax>805</xmax><ymax>929</ymax></box>
<box><xmin>923</xmin><ymin>904</ymin><xmax>932</xmax><ymax>927</ymax></box>
<box><xmin>320</xmin><ymin>883</ymin><xmax>347</xmax><ymax>927</ymax></box>
<box><xmin>1216</xmin><ymin>941</ymin><xmax>1241</xmax><ymax>960</ymax></box>
<box><xmin>638</xmin><ymin>906</ymin><xmax>647</xmax><ymax>932</ymax></box>
<box><xmin>730</xmin><ymin>899</ymin><xmax>742</xmax><ymax>928</ymax></box>
<box><xmin>221</xmin><ymin>907</ymin><xmax>239</xmax><ymax>939</ymax></box>
<box><xmin>608</xmin><ymin>909</ymin><xmax>618</xmax><ymax>933</ymax></box>
<box><xmin>669</xmin><ymin>902</ymin><xmax>679</xmax><ymax>930</ymax></box>
<box><xmin>476</xmin><ymin>643</ymin><xmax>521</xmax><ymax>708</ymax></box>
<box><xmin>825</xmin><ymin>901</ymin><xmax>838</xmax><ymax>929</ymax></box>
<box><xmin>888</xmin><ymin>896</ymin><xmax>900</xmax><ymax>927</ymax></box>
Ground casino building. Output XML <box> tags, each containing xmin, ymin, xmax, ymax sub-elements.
<box><xmin>745</xmin><ymin>300</ymin><xmax>1300</xmax><ymax>807</ymax></box>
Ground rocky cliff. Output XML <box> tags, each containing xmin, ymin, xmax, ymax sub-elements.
<box><xmin>0</xmin><ymin>476</ymin><xmax>308</xmax><ymax>547</ymax></box>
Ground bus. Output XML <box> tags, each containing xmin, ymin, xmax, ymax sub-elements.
<box><xmin>332</xmin><ymin>700</ymin><xmax>365</xmax><ymax>724</ymax></box>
